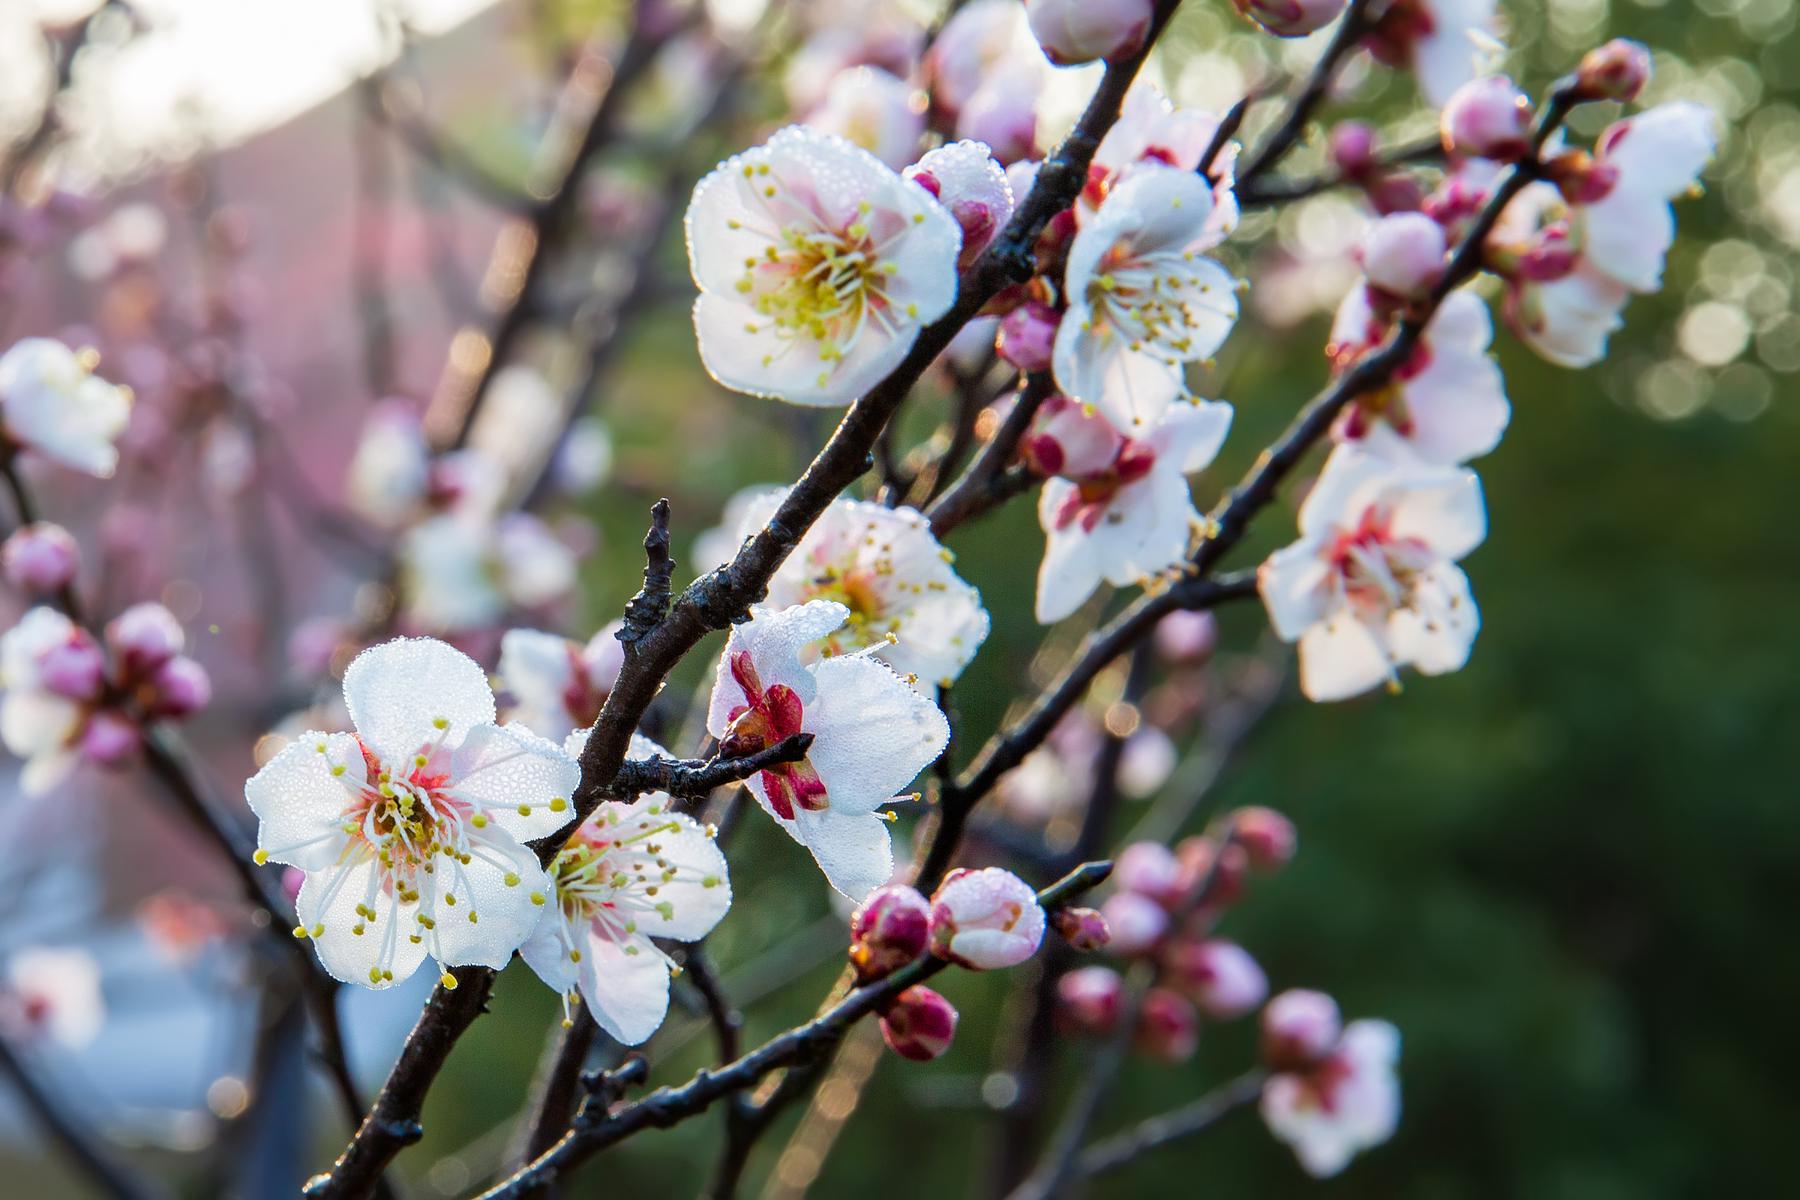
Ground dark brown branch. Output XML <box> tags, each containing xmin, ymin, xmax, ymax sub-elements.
<box><xmin>478</xmin><ymin>863</ymin><xmax>1114</xmax><ymax>1200</ymax></box>
<box><xmin>0</xmin><ymin>1035</ymin><xmax>165</xmax><ymax>1200</ymax></box>
<box><xmin>597</xmin><ymin>734</ymin><xmax>814</xmax><ymax>806</ymax></box>
<box><xmin>1237</xmin><ymin>0</ymin><xmax>1377</xmax><ymax>187</ymax></box>
<box><xmin>1072</xmin><ymin>1070</ymin><xmax>1268</xmax><ymax>1180</ymax></box>
<box><xmin>522</xmin><ymin>1010</ymin><xmax>598</xmax><ymax>1164</ymax></box>
<box><xmin>1238</xmin><ymin>137</ymin><xmax>1444</xmax><ymax>208</ymax></box>
<box><xmin>925</xmin><ymin>373</ymin><xmax>1054</xmax><ymax>538</ymax></box>
<box><xmin>619</xmin><ymin>498</ymin><xmax>676</xmax><ymax>648</ymax></box>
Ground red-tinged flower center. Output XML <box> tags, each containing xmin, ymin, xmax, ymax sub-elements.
<box><xmin>721</xmin><ymin>651</ymin><xmax>827</xmax><ymax>821</ymax></box>
<box><xmin>1052</xmin><ymin>440</ymin><xmax>1157</xmax><ymax>532</ymax></box>
<box><xmin>1291</xmin><ymin>1049</ymin><xmax>1357</xmax><ymax>1115</ymax></box>
<box><xmin>1363</xmin><ymin>0</ymin><xmax>1436</xmax><ymax>67</ymax></box>
<box><xmin>1339</xmin><ymin>343</ymin><xmax>1431</xmax><ymax>440</ymax></box>
<box><xmin>1325</xmin><ymin>505</ymin><xmax>1434</xmax><ymax>618</ymax></box>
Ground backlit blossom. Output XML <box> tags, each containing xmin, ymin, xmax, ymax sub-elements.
<box><xmin>705</xmin><ymin>600</ymin><xmax>949</xmax><ymax>900</ymax></box>
<box><xmin>1035</xmin><ymin>398</ymin><xmax>1234</xmax><ymax>624</ymax></box>
<box><xmin>1026</xmin><ymin>0</ymin><xmax>1154</xmax><ymax>66</ymax></box>
<box><xmin>712</xmin><ymin>488</ymin><xmax>990</xmax><ymax>687</ymax></box>
<box><xmin>929</xmin><ymin>866</ymin><xmax>1046</xmax><ymax>969</ymax></box>
<box><xmin>804</xmin><ymin>66</ymin><xmax>927</xmax><ymax>171</ymax></box>
<box><xmin>1574</xmin><ymin>102</ymin><xmax>1716</xmax><ymax>295</ymax></box>
<box><xmin>685</xmin><ymin>126</ymin><xmax>962</xmax><ymax>406</ymax></box>
<box><xmin>345</xmin><ymin>401</ymin><xmax>432</xmax><ymax>527</ymax></box>
<box><xmin>244</xmin><ymin>638</ymin><xmax>576</xmax><ymax>989</ymax></box>
<box><xmin>1055</xmin><ymin>165</ymin><xmax>1239</xmax><ymax>431</ymax></box>
<box><xmin>925</xmin><ymin>0</ymin><xmax>1045</xmax><ymax>113</ymax></box>
<box><xmin>1258</xmin><ymin>446</ymin><xmax>1486</xmax><ymax>701</ymax></box>
<box><xmin>906</xmin><ymin>140</ymin><xmax>1014</xmax><ymax>270</ymax></box>
<box><xmin>1080</xmin><ymin>84</ymin><xmax>1241</xmax><ymax>244</ymax></box>
<box><xmin>519</xmin><ymin>734</ymin><xmax>730</xmax><ymax>1045</ymax></box>
<box><xmin>0</xmin><ymin>338</ymin><xmax>132</xmax><ymax>477</ymax></box>
<box><xmin>1365</xmin><ymin>0</ymin><xmax>1501</xmax><ymax>106</ymax></box>
<box><xmin>1262</xmin><ymin>1019</ymin><xmax>1402</xmax><ymax>1177</ymax></box>
<box><xmin>1</xmin><ymin>606</ymin><xmax>92</xmax><ymax>794</ymax></box>
<box><xmin>399</xmin><ymin>512</ymin><xmax>577</xmax><ymax>633</ymax></box>
<box><xmin>2</xmin><ymin>946</ymin><xmax>104</xmax><ymax>1048</ymax></box>
<box><xmin>1328</xmin><ymin>287</ymin><xmax>1508</xmax><ymax>465</ymax></box>
<box><xmin>498</xmin><ymin>622</ymin><xmax>625</xmax><ymax>743</ymax></box>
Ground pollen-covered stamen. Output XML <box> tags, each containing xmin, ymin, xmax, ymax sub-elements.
<box><xmin>718</xmin><ymin>651</ymin><xmax>828</xmax><ymax>820</ymax></box>
<box><xmin>1084</xmin><ymin>242</ymin><xmax>1234</xmax><ymax>364</ymax></box>
<box><xmin>544</xmin><ymin>808</ymin><xmax>724</xmax><ymax>969</ymax></box>
<box><xmin>1324</xmin><ymin>505</ymin><xmax>1437</xmax><ymax>621</ymax></box>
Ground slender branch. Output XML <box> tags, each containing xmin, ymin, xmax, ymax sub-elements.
<box><xmin>522</xmin><ymin>1010</ymin><xmax>598</xmax><ymax>1164</ymax></box>
<box><xmin>0</xmin><ymin>1035</ymin><xmax>165</xmax><ymax>1200</ymax></box>
<box><xmin>1237</xmin><ymin>0</ymin><xmax>1377</xmax><ymax>187</ymax></box>
<box><xmin>682</xmin><ymin>947</ymin><xmax>744</xmax><ymax>1066</ymax></box>
<box><xmin>1072</xmin><ymin>1070</ymin><xmax>1268</xmax><ymax>1180</ymax></box>
<box><xmin>925</xmin><ymin>373</ymin><xmax>1053</xmax><ymax>538</ymax></box>
<box><xmin>360</xmin><ymin>80</ymin><xmax>532</xmax><ymax>213</ymax></box>
<box><xmin>479</xmin><ymin>864</ymin><xmax>1115</xmax><ymax>1200</ymax></box>
<box><xmin>1239</xmin><ymin>137</ymin><xmax>1443</xmax><ymax>208</ymax></box>
<box><xmin>599</xmin><ymin>734</ymin><xmax>814</xmax><ymax>805</ymax></box>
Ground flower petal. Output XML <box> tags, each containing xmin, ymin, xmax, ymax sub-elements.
<box><xmin>449</xmin><ymin>722</ymin><xmax>581</xmax><ymax>843</ymax></box>
<box><xmin>245</xmin><ymin>731</ymin><xmax>363</xmax><ymax>870</ymax></box>
<box><xmin>343</xmin><ymin>637</ymin><xmax>497</xmax><ymax>761</ymax></box>
<box><xmin>805</xmin><ymin>654</ymin><xmax>949</xmax><ymax>811</ymax></box>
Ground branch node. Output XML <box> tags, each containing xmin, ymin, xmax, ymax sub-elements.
<box><xmin>619</xmin><ymin>499</ymin><xmax>676</xmax><ymax>647</ymax></box>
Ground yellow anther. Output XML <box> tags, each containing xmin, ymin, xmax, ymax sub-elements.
<box><xmin>441</xmin><ymin>972</ymin><xmax>458</xmax><ymax>990</ymax></box>
<box><xmin>253</xmin><ymin>849</ymin><xmax>269</xmax><ymax>865</ymax></box>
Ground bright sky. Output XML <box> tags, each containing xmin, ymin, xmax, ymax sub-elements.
<box><xmin>2</xmin><ymin>0</ymin><xmax>498</xmax><ymax>179</ymax></box>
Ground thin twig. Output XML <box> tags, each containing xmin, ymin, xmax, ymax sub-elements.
<box><xmin>1072</xmin><ymin>1070</ymin><xmax>1268</xmax><ymax>1179</ymax></box>
<box><xmin>1237</xmin><ymin>0</ymin><xmax>1377</xmax><ymax>187</ymax></box>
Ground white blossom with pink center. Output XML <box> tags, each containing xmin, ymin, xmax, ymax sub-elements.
<box><xmin>803</xmin><ymin>66</ymin><xmax>927</xmax><ymax>171</ymax></box>
<box><xmin>1258</xmin><ymin>446</ymin><xmax>1486</xmax><ymax>701</ymax></box>
<box><xmin>713</xmin><ymin>488</ymin><xmax>990</xmax><ymax>688</ymax></box>
<box><xmin>1366</xmin><ymin>0</ymin><xmax>1502</xmax><ymax>106</ymax></box>
<box><xmin>685</xmin><ymin>126</ymin><xmax>963</xmax><ymax>407</ymax></box>
<box><xmin>1262</xmin><ymin>1019</ymin><xmax>1402</xmax><ymax>1177</ymax></box>
<box><xmin>1078</xmin><ymin>83</ymin><xmax>1241</xmax><ymax>244</ymax></box>
<box><xmin>518</xmin><ymin>734</ymin><xmax>730</xmax><ymax>1045</ymax></box>
<box><xmin>0</xmin><ymin>338</ymin><xmax>133</xmax><ymax>478</ymax></box>
<box><xmin>498</xmin><ymin>621</ymin><xmax>625</xmax><ymax>743</ymax></box>
<box><xmin>399</xmin><ymin>511</ymin><xmax>577</xmax><ymax>634</ymax></box>
<box><xmin>0</xmin><ymin>606</ymin><xmax>92</xmax><ymax>795</ymax></box>
<box><xmin>1327</xmin><ymin>286</ymin><xmax>1509</xmax><ymax>465</ymax></box>
<box><xmin>2</xmin><ymin>945</ymin><xmax>104</xmax><ymax>1048</ymax></box>
<box><xmin>1488</xmin><ymin>101</ymin><xmax>1714</xmax><ymax>367</ymax></box>
<box><xmin>1055</xmin><ymin>165</ymin><xmax>1240</xmax><ymax>432</ymax></box>
<box><xmin>1034</xmin><ymin>397</ymin><xmax>1234</xmax><ymax>624</ymax></box>
<box><xmin>705</xmin><ymin>601</ymin><xmax>948</xmax><ymax>900</ymax></box>
<box><xmin>244</xmin><ymin>638</ymin><xmax>577</xmax><ymax>989</ymax></box>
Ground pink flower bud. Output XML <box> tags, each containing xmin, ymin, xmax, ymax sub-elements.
<box><xmin>1576</xmin><ymin>38</ymin><xmax>1652</xmax><ymax>103</ymax></box>
<box><xmin>907</xmin><ymin>140</ymin><xmax>1014</xmax><ymax>270</ymax></box>
<box><xmin>1515</xmin><ymin>227</ymin><xmax>1579</xmax><ymax>282</ymax></box>
<box><xmin>38</xmin><ymin>635</ymin><xmax>105</xmax><ymax>701</ymax></box>
<box><xmin>1261</xmin><ymin>988</ymin><xmax>1342</xmax><ymax>1070</ymax></box>
<box><xmin>1165</xmin><ymin>938</ymin><xmax>1268</xmax><ymax>1019</ymax></box>
<box><xmin>1174</xmin><ymin>835</ymin><xmax>1248</xmax><ymax>908</ymax></box>
<box><xmin>1135</xmin><ymin>987</ymin><xmax>1199</xmax><ymax>1063</ymax></box>
<box><xmin>1232</xmin><ymin>0</ymin><xmax>1348</xmax><ymax>38</ymax></box>
<box><xmin>281</xmin><ymin>866</ymin><xmax>304</xmax><ymax>905</ymax></box>
<box><xmin>850</xmin><ymin>884</ymin><xmax>932</xmax><ymax>982</ymax></box>
<box><xmin>1440</xmin><ymin>76</ymin><xmax>1533</xmax><ymax>162</ymax></box>
<box><xmin>2</xmin><ymin>523</ymin><xmax>78</xmax><ymax>594</ymax></box>
<box><xmin>1545</xmin><ymin>150</ymin><xmax>1620</xmax><ymax>207</ymax></box>
<box><xmin>1021</xmin><ymin>395</ymin><xmax>1123</xmax><ymax>480</ymax></box>
<box><xmin>1113</xmin><ymin>841</ymin><xmax>1185</xmax><ymax>906</ymax></box>
<box><xmin>147</xmin><ymin>655</ymin><xmax>211</xmax><ymax>719</ymax></box>
<box><xmin>1051</xmin><ymin>906</ymin><xmax>1110</xmax><ymax>951</ymax></box>
<box><xmin>1365</xmin><ymin>172</ymin><xmax>1427</xmax><ymax>216</ymax></box>
<box><xmin>1328</xmin><ymin>121</ymin><xmax>1378</xmax><ymax>178</ymax></box>
<box><xmin>1229</xmin><ymin>806</ymin><xmax>1297</xmax><ymax>872</ymax></box>
<box><xmin>1154</xmin><ymin>611</ymin><xmax>1217</xmax><ymax>663</ymax></box>
<box><xmin>79</xmin><ymin>709</ymin><xmax>140</xmax><ymax>765</ymax></box>
<box><xmin>929</xmin><ymin>867</ymin><xmax>1046</xmax><ymax>969</ymax></box>
<box><xmin>104</xmin><ymin>602</ymin><xmax>184</xmax><ymax>675</ymax></box>
<box><xmin>1025</xmin><ymin>0</ymin><xmax>1154</xmax><ymax>66</ymax></box>
<box><xmin>1056</xmin><ymin>965</ymin><xmax>1124</xmax><ymax>1035</ymax></box>
<box><xmin>879</xmin><ymin>985</ymin><xmax>958</xmax><ymax>1061</ymax></box>
<box><xmin>1357</xmin><ymin>212</ymin><xmax>1447</xmax><ymax>299</ymax></box>
<box><xmin>1099</xmin><ymin>890</ymin><xmax>1168</xmax><ymax>957</ymax></box>
<box><xmin>997</xmin><ymin>300</ymin><xmax>1060</xmax><ymax>373</ymax></box>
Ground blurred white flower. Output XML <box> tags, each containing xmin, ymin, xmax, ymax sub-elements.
<box><xmin>0</xmin><ymin>339</ymin><xmax>132</xmax><ymax>477</ymax></box>
<box><xmin>1262</xmin><ymin>1019</ymin><xmax>1402</xmax><ymax>1177</ymax></box>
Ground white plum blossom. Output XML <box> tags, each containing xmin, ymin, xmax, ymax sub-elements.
<box><xmin>705</xmin><ymin>601</ymin><xmax>949</xmax><ymax>900</ymax></box>
<box><xmin>905</xmin><ymin>140</ymin><xmax>1015</xmax><ymax>270</ymax></box>
<box><xmin>711</xmin><ymin>487</ymin><xmax>990</xmax><ymax>687</ymax></box>
<box><xmin>1034</xmin><ymin>397</ymin><xmax>1234</xmax><ymax>624</ymax></box>
<box><xmin>928</xmin><ymin>867</ymin><xmax>1046</xmax><ymax>969</ymax></box>
<box><xmin>519</xmin><ymin>734</ymin><xmax>731</xmax><ymax>1045</ymax></box>
<box><xmin>2</xmin><ymin>946</ymin><xmax>105</xmax><ymax>1048</ymax></box>
<box><xmin>1488</xmin><ymin>102</ymin><xmax>1714</xmax><ymax>368</ymax></box>
<box><xmin>1367</xmin><ymin>0</ymin><xmax>1502</xmax><ymax>106</ymax></box>
<box><xmin>1055</xmin><ymin>165</ymin><xmax>1239</xmax><ymax>431</ymax></box>
<box><xmin>1262</xmin><ymin>1019</ymin><xmax>1402</xmax><ymax>1177</ymax></box>
<box><xmin>685</xmin><ymin>126</ymin><xmax>963</xmax><ymax>407</ymax></box>
<box><xmin>0</xmin><ymin>606</ymin><xmax>91</xmax><ymax>795</ymax></box>
<box><xmin>244</xmin><ymin>638</ymin><xmax>577</xmax><ymax>989</ymax></box>
<box><xmin>498</xmin><ymin>622</ymin><xmax>625</xmax><ymax>743</ymax></box>
<box><xmin>1258</xmin><ymin>446</ymin><xmax>1486</xmax><ymax>701</ymax></box>
<box><xmin>345</xmin><ymin>401</ymin><xmax>432</xmax><ymax>527</ymax></box>
<box><xmin>0</xmin><ymin>338</ymin><xmax>133</xmax><ymax>478</ymax></box>
<box><xmin>1080</xmin><ymin>84</ymin><xmax>1241</xmax><ymax>243</ymax></box>
<box><xmin>804</xmin><ymin>66</ymin><xmax>927</xmax><ymax>171</ymax></box>
<box><xmin>399</xmin><ymin>511</ymin><xmax>577</xmax><ymax>633</ymax></box>
<box><xmin>1327</xmin><ymin>287</ymin><xmax>1508</xmax><ymax>465</ymax></box>
<box><xmin>925</xmin><ymin>0</ymin><xmax>1046</xmax><ymax>113</ymax></box>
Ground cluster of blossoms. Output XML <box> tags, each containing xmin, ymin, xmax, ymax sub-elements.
<box><xmin>0</xmin><ymin>601</ymin><xmax>210</xmax><ymax>793</ymax></box>
<box><xmin>1056</xmin><ymin>808</ymin><xmax>1399</xmax><ymax>1177</ymax></box>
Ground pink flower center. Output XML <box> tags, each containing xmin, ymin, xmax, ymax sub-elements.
<box><xmin>1324</xmin><ymin>505</ymin><xmax>1433</xmax><ymax>618</ymax></box>
<box><xmin>1052</xmin><ymin>440</ymin><xmax>1158</xmax><ymax>532</ymax></box>
<box><xmin>721</xmin><ymin>651</ymin><xmax>827</xmax><ymax>821</ymax></box>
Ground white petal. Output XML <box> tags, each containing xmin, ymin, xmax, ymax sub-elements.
<box><xmin>1599</xmin><ymin>102</ymin><xmax>1717</xmax><ymax>202</ymax></box>
<box><xmin>343</xmin><ymin>637</ymin><xmax>497</xmax><ymax>761</ymax></box>
<box><xmin>297</xmin><ymin>858</ymin><xmax>429</xmax><ymax>989</ymax></box>
<box><xmin>1258</xmin><ymin>540</ymin><xmax>1332</xmax><ymax>643</ymax></box>
<box><xmin>1034</xmin><ymin>481</ymin><xmax>1106</xmax><ymax>624</ymax></box>
<box><xmin>806</xmin><ymin>654</ymin><xmax>948</xmax><ymax>811</ymax></box>
<box><xmin>245</xmin><ymin>731</ymin><xmax>363</xmax><ymax>870</ymax></box>
<box><xmin>449</xmin><ymin>722</ymin><xmax>581</xmax><ymax>843</ymax></box>
<box><xmin>604</xmin><ymin>801</ymin><xmax>731</xmax><ymax>942</ymax></box>
<box><xmin>1388</xmin><ymin>564</ymin><xmax>1480</xmax><ymax>676</ymax></box>
<box><xmin>693</xmin><ymin>292</ymin><xmax>915</xmax><ymax>408</ymax></box>
<box><xmin>1387</xmin><ymin>468</ymin><xmax>1486</xmax><ymax>560</ymax></box>
<box><xmin>0</xmin><ymin>690</ymin><xmax>82</xmax><ymax>760</ymax></box>
<box><xmin>1154</xmin><ymin>398</ymin><xmax>1234</xmax><ymax>475</ymax></box>
<box><xmin>428</xmin><ymin>835</ymin><xmax>552</xmax><ymax>970</ymax></box>
<box><xmin>705</xmin><ymin>601</ymin><xmax>847</xmax><ymax>737</ymax></box>
<box><xmin>519</xmin><ymin>908</ymin><xmax>581</xmax><ymax>996</ymax></box>
<box><xmin>790</xmin><ymin>805</ymin><xmax>895</xmax><ymax>902</ymax></box>
<box><xmin>1298</xmin><ymin>617</ymin><xmax>1392</xmax><ymax>702</ymax></box>
<box><xmin>576</xmin><ymin>933</ymin><xmax>672</xmax><ymax>1046</ymax></box>
<box><xmin>497</xmin><ymin>628</ymin><xmax>578</xmax><ymax>743</ymax></box>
